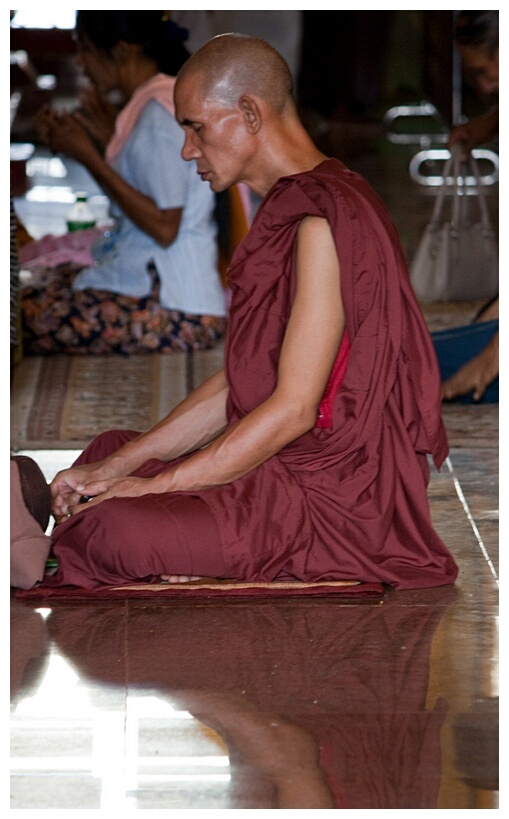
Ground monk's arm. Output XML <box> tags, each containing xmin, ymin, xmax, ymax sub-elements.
<box><xmin>52</xmin><ymin>369</ymin><xmax>229</xmax><ymax>518</ymax></box>
<box><xmin>77</xmin><ymin>216</ymin><xmax>345</xmax><ymax>504</ymax></box>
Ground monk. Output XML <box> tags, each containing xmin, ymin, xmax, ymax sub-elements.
<box><xmin>20</xmin><ymin>34</ymin><xmax>458</xmax><ymax>590</ymax></box>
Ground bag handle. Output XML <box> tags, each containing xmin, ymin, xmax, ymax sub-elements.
<box><xmin>451</xmin><ymin>143</ymin><xmax>494</xmax><ymax>234</ymax></box>
<box><xmin>428</xmin><ymin>144</ymin><xmax>495</xmax><ymax>234</ymax></box>
<box><xmin>427</xmin><ymin>150</ymin><xmax>455</xmax><ymax>229</ymax></box>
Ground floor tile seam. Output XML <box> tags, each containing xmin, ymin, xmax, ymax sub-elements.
<box><xmin>444</xmin><ymin>455</ymin><xmax>499</xmax><ymax>587</ymax></box>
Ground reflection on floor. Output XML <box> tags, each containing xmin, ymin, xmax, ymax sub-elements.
<box><xmin>11</xmin><ymin>124</ymin><xmax>498</xmax><ymax>808</ymax></box>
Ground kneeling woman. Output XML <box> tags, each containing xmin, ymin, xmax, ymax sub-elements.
<box><xmin>21</xmin><ymin>11</ymin><xmax>226</xmax><ymax>354</ymax></box>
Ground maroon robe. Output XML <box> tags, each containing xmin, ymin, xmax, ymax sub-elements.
<box><xmin>48</xmin><ymin>159</ymin><xmax>457</xmax><ymax>590</ymax></box>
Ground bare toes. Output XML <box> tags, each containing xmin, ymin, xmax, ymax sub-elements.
<box><xmin>160</xmin><ymin>575</ymin><xmax>202</xmax><ymax>584</ymax></box>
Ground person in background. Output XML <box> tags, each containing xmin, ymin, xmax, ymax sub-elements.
<box><xmin>448</xmin><ymin>10</ymin><xmax>498</xmax><ymax>159</ymax></box>
<box><xmin>21</xmin><ymin>11</ymin><xmax>226</xmax><ymax>354</ymax></box>
<box><xmin>433</xmin><ymin>10</ymin><xmax>499</xmax><ymax>403</ymax></box>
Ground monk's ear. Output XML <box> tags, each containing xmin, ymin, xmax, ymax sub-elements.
<box><xmin>238</xmin><ymin>94</ymin><xmax>262</xmax><ymax>134</ymax></box>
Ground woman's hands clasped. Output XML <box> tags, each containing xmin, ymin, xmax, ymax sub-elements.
<box><xmin>34</xmin><ymin>105</ymin><xmax>99</xmax><ymax>164</ymax></box>
<box><xmin>73</xmin><ymin>87</ymin><xmax>119</xmax><ymax>149</ymax></box>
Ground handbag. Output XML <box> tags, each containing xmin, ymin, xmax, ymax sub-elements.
<box><xmin>410</xmin><ymin>144</ymin><xmax>499</xmax><ymax>302</ymax></box>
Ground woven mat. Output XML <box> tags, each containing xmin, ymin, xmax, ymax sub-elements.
<box><xmin>15</xmin><ymin>577</ymin><xmax>385</xmax><ymax>602</ymax></box>
<box><xmin>11</xmin><ymin>343</ymin><xmax>225</xmax><ymax>450</ymax></box>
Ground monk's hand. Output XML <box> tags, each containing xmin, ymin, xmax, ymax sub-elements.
<box><xmin>68</xmin><ymin>476</ymin><xmax>160</xmax><ymax>514</ymax></box>
<box><xmin>51</xmin><ymin>461</ymin><xmax>123</xmax><ymax>521</ymax></box>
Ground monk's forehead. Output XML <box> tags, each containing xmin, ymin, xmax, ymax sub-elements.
<box><xmin>174</xmin><ymin>71</ymin><xmax>207</xmax><ymax>115</ymax></box>
<box><xmin>175</xmin><ymin>68</ymin><xmax>237</xmax><ymax>122</ymax></box>
<box><xmin>175</xmin><ymin>69</ymin><xmax>205</xmax><ymax>99</ymax></box>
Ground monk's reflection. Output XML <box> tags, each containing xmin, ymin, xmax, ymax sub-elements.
<box><xmin>12</xmin><ymin>589</ymin><xmax>459</xmax><ymax>809</ymax></box>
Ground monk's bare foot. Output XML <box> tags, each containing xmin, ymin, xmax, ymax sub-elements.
<box><xmin>160</xmin><ymin>575</ymin><xmax>202</xmax><ymax>583</ymax></box>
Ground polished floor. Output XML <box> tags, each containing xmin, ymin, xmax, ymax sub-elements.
<box><xmin>10</xmin><ymin>119</ymin><xmax>499</xmax><ymax>808</ymax></box>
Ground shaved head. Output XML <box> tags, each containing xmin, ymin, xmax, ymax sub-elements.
<box><xmin>174</xmin><ymin>32</ymin><xmax>324</xmax><ymax>197</ymax></box>
<box><xmin>176</xmin><ymin>33</ymin><xmax>295</xmax><ymax>114</ymax></box>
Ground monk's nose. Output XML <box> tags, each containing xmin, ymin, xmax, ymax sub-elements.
<box><xmin>181</xmin><ymin>132</ymin><xmax>200</xmax><ymax>162</ymax></box>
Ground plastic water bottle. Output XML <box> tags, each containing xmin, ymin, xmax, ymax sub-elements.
<box><xmin>66</xmin><ymin>192</ymin><xmax>96</xmax><ymax>232</ymax></box>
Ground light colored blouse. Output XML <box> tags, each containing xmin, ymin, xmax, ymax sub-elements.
<box><xmin>73</xmin><ymin>96</ymin><xmax>226</xmax><ymax>317</ymax></box>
